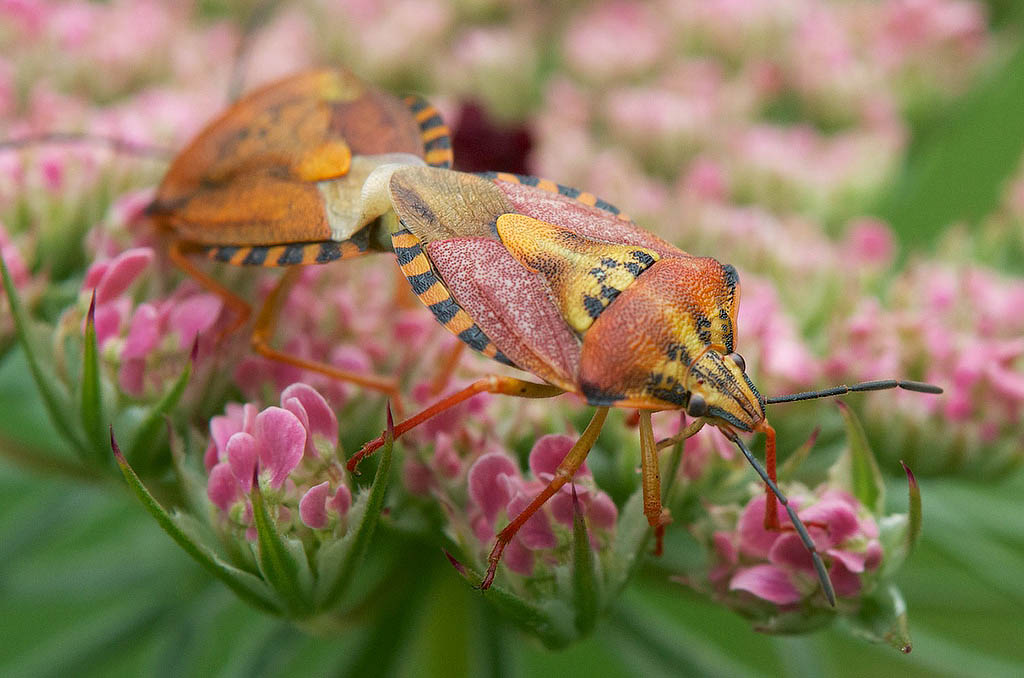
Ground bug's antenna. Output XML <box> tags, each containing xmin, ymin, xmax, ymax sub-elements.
<box><xmin>766</xmin><ymin>379</ymin><xmax>942</xmax><ymax>405</ymax></box>
<box><xmin>0</xmin><ymin>133</ymin><xmax>173</xmax><ymax>159</ymax></box>
<box><xmin>722</xmin><ymin>429</ymin><xmax>837</xmax><ymax>607</ymax></box>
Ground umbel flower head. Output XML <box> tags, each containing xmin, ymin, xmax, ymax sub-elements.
<box><xmin>679</xmin><ymin>404</ymin><xmax>922</xmax><ymax>649</ymax></box>
<box><xmin>113</xmin><ymin>382</ymin><xmax>397</xmax><ymax>620</ymax></box>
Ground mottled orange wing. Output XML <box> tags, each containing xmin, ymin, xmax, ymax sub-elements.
<box><xmin>150</xmin><ymin>69</ymin><xmax>424</xmax><ymax>246</ymax></box>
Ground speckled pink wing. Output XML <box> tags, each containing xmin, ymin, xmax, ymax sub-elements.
<box><xmin>425</xmin><ymin>238</ymin><xmax>581</xmax><ymax>390</ymax></box>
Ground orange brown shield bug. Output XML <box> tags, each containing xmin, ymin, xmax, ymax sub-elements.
<box><xmin>133</xmin><ymin>67</ymin><xmax>943</xmax><ymax>602</ymax></box>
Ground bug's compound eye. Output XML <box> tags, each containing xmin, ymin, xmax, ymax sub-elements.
<box><xmin>727</xmin><ymin>352</ymin><xmax>746</xmax><ymax>373</ymax></box>
<box><xmin>687</xmin><ymin>393</ymin><xmax>708</xmax><ymax>417</ymax></box>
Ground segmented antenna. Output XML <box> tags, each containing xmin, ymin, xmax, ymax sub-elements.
<box><xmin>766</xmin><ymin>379</ymin><xmax>942</xmax><ymax>405</ymax></box>
<box><xmin>723</xmin><ymin>429</ymin><xmax>837</xmax><ymax>607</ymax></box>
<box><xmin>0</xmin><ymin>133</ymin><xmax>173</xmax><ymax>158</ymax></box>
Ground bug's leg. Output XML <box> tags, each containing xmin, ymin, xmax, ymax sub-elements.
<box><xmin>762</xmin><ymin>423</ymin><xmax>781</xmax><ymax>530</ymax></box>
<box><xmin>429</xmin><ymin>341</ymin><xmax>465</xmax><ymax>395</ymax></box>
<box><xmin>170</xmin><ymin>242</ymin><xmax>407</xmax><ymax>412</ymax></box>
<box><xmin>481</xmin><ymin>407</ymin><xmax>609</xmax><ymax>590</ymax></box>
<box><xmin>757</xmin><ymin>423</ymin><xmax>826</xmax><ymax>533</ymax></box>
<box><xmin>655</xmin><ymin>418</ymin><xmax>706</xmax><ymax>451</ymax></box>
<box><xmin>638</xmin><ymin>411</ymin><xmax>671</xmax><ymax>556</ymax></box>
<box><xmin>250</xmin><ymin>266</ymin><xmax>407</xmax><ymax>415</ymax></box>
<box><xmin>347</xmin><ymin>376</ymin><xmax>565</xmax><ymax>472</ymax></box>
<box><xmin>168</xmin><ymin>241</ymin><xmax>252</xmax><ymax>338</ymax></box>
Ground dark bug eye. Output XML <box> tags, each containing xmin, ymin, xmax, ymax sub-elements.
<box><xmin>727</xmin><ymin>352</ymin><xmax>746</xmax><ymax>373</ymax></box>
<box><xmin>687</xmin><ymin>393</ymin><xmax>708</xmax><ymax>417</ymax></box>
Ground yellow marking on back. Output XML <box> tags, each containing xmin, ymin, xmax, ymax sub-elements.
<box><xmin>415</xmin><ymin>106</ymin><xmax>439</xmax><ymax>123</ymax></box>
<box><xmin>482</xmin><ymin>343</ymin><xmax>498</xmax><ymax>359</ymax></box>
<box><xmin>418</xmin><ymin>281</ymin><xmax>451</xmax><ymax>306</ymax></box>
<box><xmin>536</xmin><ymin>178</ymin><xmax>558</xmax><ymax>193</ymax></box>
<box><xmin>294</xmin><ymin>139</ymin><xmax>351</xmax><ymax>182</ymax></box>
<box><xmin>391</xmin><ymin>232</ymin><xmax>421</xmax><ymax>249</ymax></box>
<box><xmin>400</xmin><ymin>252</ymin><xmax>432</xmax><ymax>276</ymax></box>
<box><xmin>425</xmin><ymin>148</ymin><xmax>453</xmax><ymax>165</ymax></box>
<box><xmin>576</xmin><ymin>192</ymin><xmax>597</xmax><ymax>206</ymax></box>
<box><xmin>496</xmin><ymin>213</ymin><xmax>660</xmax><ymax>333</ymax></box>
<box><xmin>495</xmin><ymin>172</ymin><xmax>520</xmax><ymax>184</ymax></box>
<box><xmin>446</xmin><ymin>309</ymin><xmax>475</xmax><ymax>335</ymax></box>
<box><xmin>421</xmin><ymin>126</ymin><xmax>449</xmax><ymax>142</ymax></box>
<box><xmin>229</xmin><ymin>249</ymin><xmax>250</xmax><ymax>266</ymax></box>
<box><xmin>301</xmin><ymin>245</ymin><xmax>320</xmax><ymax>265</ymax></box>
<box><xmin>263</xmin><ymin>246</ymin><xmax>287</xmax><ymax>267</ymax></box>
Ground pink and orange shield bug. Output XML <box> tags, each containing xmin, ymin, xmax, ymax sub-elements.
<box><xmin>144</xmin><ymin>67</ymin><xmax>943</xmax><ymax>602</ymax></box>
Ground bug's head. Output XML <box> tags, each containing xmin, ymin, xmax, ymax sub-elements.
<box><xmin>578</xmin><ymin>255</ymin><xmax>765</xmax><ymax>430</ymax></box>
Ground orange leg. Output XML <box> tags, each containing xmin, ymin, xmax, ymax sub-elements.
<box><xmin>429</xmin><ymin>341</ymin><xmax>465</xmax><ymax>395</ymax></box>
<box><xmin>759</xmin><ymin>423</ymin><xmax>825</xmax><ymax>532</ymax></box>
<box><xmin>480</xmin><ymin>407</ymin><xmax>609</xmax><ymax>590</ymax></box>
<box><xmin>169</xmin><ymin>242</ymin><xmax>406</xmax><ymax>414</ymax></box>
<box><xmin>347</xmin><ymin>376</ymin><xmax>565</xmax><ymax>473</ymax></box>
<box><xmin>168</xmin><ymin>241</ymin><xmax>250</xmax><ymax>339</ymax></box>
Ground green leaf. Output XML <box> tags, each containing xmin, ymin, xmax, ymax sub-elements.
<box><xmin>315</xmin><ymin>410</ymin><xmax>395</xmax><ymax>610</ymax></box>
<box><xmin>571</xmin><ymin>485</ymin><xmax>599</xmax><ymax>636</ymax></box>
<box><xmin>842</xmin><ymin>583</ymin><xmax>913</xmax><ymax>654</ymax></box>
<box><xmin>831</xmin><ymin>402</ymin><xmax>885</xmax><ymax>515</ymax></box>
<box><xmin>0</xmin><ymin>252</ymin><xmax>87</xmax><ymax>457</ymax></box>
<box><xmin>110</xmin><ymin>430</ymin><xmax>280</xmax><ymax>614</ymax></box>
<box><xmin>79</xmin><ymin>294</ymin><xmax>108</xmax><ymax>468</ymax></box>
<box><xmin>250</xmin><ymin>476</ymin><xmax>312</xmax><ymax>616</ymax></box>
<box><xmin>902</xmin><ymin>461</ymin><xmax>923</xmax><ymax>554</ymax></box>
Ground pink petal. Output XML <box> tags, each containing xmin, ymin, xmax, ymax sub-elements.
<box><xmin>431</xmin><ymin>432</ymin><xmax>462</xmax><ymax>479</ymax></box>
<box><xmin>800</xmin><ymin>499</ymin><xmax>860</xmax><ymax>547</ymax></box>
<box><xmin>122</xmin><ymin>303</ymin><xmax>161</xmax><ymax>359</ymax></box>
<box><xmin>210</xmin><ymin>408</ymin><xmax>246</xmax><ymax>455</ymax></box>
<box><xmin>253</xmin><ymin>407</ymin><xmax>306</xmax><ymax>489</ymax></box>
<box><xmin>737</xmin><ymin>494</ymin><xmax>788</xmax><ymax>558</ymax></box>
<box><xmin>587</xmin><ymin>492</ymin><xmax>618</xmax><ymax>530</ymax></box>
<box><xmin>281</xmin><ymin>382</ymin><xmax>338</xmax><ymax>446</ymax></box>
<box><xmin>829</xmin><ymin>559</ymin><xmax>862</xmax><ymax>598</ymax></box>
<box><xmin>329</xmin><ymin>484</ymin><xmax>352</xmax><ymax>516</ymax></box>
<box><xmin>503</xmin><ymin>538</ymin><xmax>534</xmax><ymax>576</ymax></box>
<box><xmin>507</xmin><ymin>490</ymin><xmax>556</xmax><ymax>550</ymax></box>
<box><xmin>529</xmin><ymin>434</ymin><xmax>589</xmax><ymax>479</ymax></box>
<box><xmin>402</xmin><ymin>457</ymin><xmax>433</xmax><ymax>495</ymax></box>
<box><xmin>468</xmin><ymin>453</ymin><xmax>520</xmax><ymax>525</ymax></box>
<box><xmin>226</xmin><ymin>432</ymin><xmax>259</xmax><ymax>493</ymax></box>
<box><xmin>827</xmin><ymin>547</ymin><xmax>867</xmax><ymax>574</ymax></box>
<box><xmin>712</xmin><ymin>531</ymin><xmax>737</xmax><ymax>567</ymax></box>
<box><xmin>299</xmin><ymin>481</ymin><xmax>330</xmax><ymax>529</ymax></box>
<box><xmin>207</xmin><ymin>462</ymin><xmax>240</xmax><ymax>511</ymax></box>
<box><xmin>168</xmin><ymin>293</ymin><xmax>223</xmax><ymax>349</ymax></box>
<box><xmin>203</xmin><ymin>441</ymin><xmax>219</xmax><ymax>472</ymax></box>
<box><xmin>768</xmin><ymin>532</ymin><xmax>816</xmax><ymax>572</ymax></box>
<box><xmin>117</xmin><ymin>357</ymin><xmax>146</xmax><ymax>396</ymax></box>
<box><xmin>730</xmin><ymin>564</ymin><xmax>803</xmax><ymax>605</ymax></box>
<box><xmin>82</xmin><ymin>260</ymin><xmax>109</xmax><ymax>290</ymax></box>
<box><xmin>95</xmin><ymin>248</ymin><xmax>153</xmax><ymax>304</ymax></box>
<box><xmin>864</xmin><ymin>540</ymin><xmax>883</xmax><ymax>570</ymax></box>
<box><xmin>93</xmin><ymin>303</ymin><xmax>123</xmax><ymax>348</ymax></box>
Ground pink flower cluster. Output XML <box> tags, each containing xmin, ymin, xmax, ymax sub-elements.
<box><xmin>72</xmin><ymin>245</ymin><xmax>225</xmax><ymax>397</ymax></box>
<box><xmin>825</xmin><ymin>261</ymin><xmax>1024</xmax><ymax>475</ymax></box>
<box><xmin>205</xmin><ymin>383</ymin><xmax>352</xmax><ymax>537</ymax></box>
<box><xmin>708</xmin><ymin>487</ymin><xmax>882</xmax><ymax>606</ymax></box>
<box><xmin>466</xmin><ymin>435</ymin><xmax>618</xmax><ymax>577</ymax></box>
